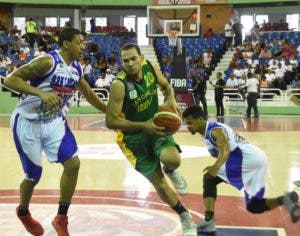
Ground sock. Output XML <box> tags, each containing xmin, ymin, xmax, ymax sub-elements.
<box><xmin>17</xmin><ymin>205</ymin><xmax>29</xmax><ymax>216</ymax></box>
<box><xmin>163</xmin><ymin>165</ymin><xmax>174</xmax><ymax>174</ymax></box>
<box><xmin>204</xmin><ymin>211</ymin><xmax>214</xmax><ymax>221</ymax></box>
<box><xmin>277</xmin><ymin>196</ymin><xmax>283</xmax><ymax>205</ymax></box>
<box><xmin>172</xmin><ymin>201</ymin><xmax>187</xmax><ymax>215</ymax></box>
<box><xmin>58</xmin><ymin>202</ymin><xmax>70</xmax><ymax>215</ymax></box>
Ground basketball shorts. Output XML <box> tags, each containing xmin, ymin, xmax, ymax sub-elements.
<box><xmin>117</xmin><ymin>131</ymin><xmax>180</xmax><ymax>181</ymax></box>
<box><xmin>217</xmin><ymin>143</ymin><xmax>268</xmax><ymax>203</ymax></box>
<box><xmin>11</xmin><ymin>113</ymin><xmax>78</xmax><ymax>181</ymax></box>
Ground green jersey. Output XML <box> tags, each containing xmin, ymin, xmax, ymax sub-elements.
<box><xmin>117</xmin><ymin>60</ymin><xmax>158</xmax><ymax>122</ymax></box>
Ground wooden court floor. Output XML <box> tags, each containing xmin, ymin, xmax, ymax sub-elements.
<box><xmin>0</xmin><ymin>114</ymin><xmax>299</xmax><ymax>236</ymax></box>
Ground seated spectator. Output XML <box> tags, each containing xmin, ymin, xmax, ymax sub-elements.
<box><xmin>259</xmin><ymin>47</ymin><xmax>272</xmax><ymax>59</ymax></box>
<box><xmin>203</xmin><ymin>28</ymin><xmax>215</xmax><ymax>38</ymax></box>
<box><xmin>95</xmin><ymin>72</ymin><xmax>112</xmax><ymax>98</ymax></box>
<box><xmin>5</xmin><ymin>61</ymin><xmax>17</xmax><ymax>76</ymax></box>
<box><xmin>34</xmin><ymin>46</ymin><xmax>46</xmax><ymax>57</ymax></box>
<box><xmin>226</xmin><ymin>73</ymin><xmax>239</xmax><ymax>88</ymax></box>
<box><xmin>18</xmin><ymin>48</ymin><xmax>28</xmax><ymax>63</ymax></box>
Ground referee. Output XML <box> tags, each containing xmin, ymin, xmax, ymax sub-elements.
<box><xmin>245</xmin><ymin>72</ymin><xmax>260</xmax><ymax>119</ymax></box>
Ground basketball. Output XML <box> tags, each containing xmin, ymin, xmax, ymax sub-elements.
<box><xmin>153</xmin><ymin>105</ymin><xmax>182</xmax><ymax>134</ymax></box>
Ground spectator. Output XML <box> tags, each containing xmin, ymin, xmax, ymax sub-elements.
<box><xmin>204</xmin><ymin>28</ymin><xmax>215</xmax><ymax>38</ymax></box>
<box><xmin>232</xmin><ymin>18</ymin><xmax>243</xmax><ymax>47</ymax></box>
<box><xmin>90</xmin><ymin>18</ymin><xmax>96</xmax><ymax>33</ymax></box>
<box><xmin>25</xmin><ymin>17</ymin><xmax>37</xmax><ymax>48</ymax></box>
<box><xmin>224</xmin><ymin>21</ymin><xmax>233</xmax><ymax>50</ymax></box>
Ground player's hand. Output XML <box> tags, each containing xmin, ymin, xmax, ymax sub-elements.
<box><xmin>203</xmin><ymin>165</ymin><xmax>219</xmax><ymax>177</ymax></box>
<box><xmin>40</xmin><ymin>91</ymin><xmax>61</xmax><ymax>109</ymax></box>
<box><xmin>144</xmin><ymin>119</ymin><xmax>166</xmax><ymax>136</ymax></box>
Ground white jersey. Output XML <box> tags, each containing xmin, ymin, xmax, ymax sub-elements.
<box><xmin>14</xmin><ymin>50</ymin><xmax>83</xmax><ymax>120</ymax></box>
<box><xmin>203</xmin><ymin>121</ymin><xmax>268</xmax><ymax>200</ymax></box>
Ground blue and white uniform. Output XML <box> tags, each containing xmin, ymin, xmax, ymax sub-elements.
<box><xmin>203</xmin><ymin>121</ymin><xmax>268</xmax><ymax>203</ymax></box>
<box><xmin>11</xmin><ymin>50</ymin><xmax>82</xmax><ymax>181</ymax></box>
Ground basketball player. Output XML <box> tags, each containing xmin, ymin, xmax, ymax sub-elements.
<box><xmin>290</xmin><ymin>95</ymin><xmax>300</xmax><ymax>187</ymax></box>
<box><xmin>4</xmin><ymin>27</ymin><xmax>106</xmax><ymax>236</ymax></box>
<box><xmin>182</xmin><ymin>105</ymin><xmax>300</xmax><ymax>234</ymax></box>
<box><xmin>105</xmin><ymin>43</ymin><xmax>196</xmax><ymax>236</ymax></box>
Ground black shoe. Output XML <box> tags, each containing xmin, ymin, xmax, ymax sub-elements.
<box><xmin>253</xmin><ymin>114</ymin><xmax>260</xmax><ymax>119</ymax></box>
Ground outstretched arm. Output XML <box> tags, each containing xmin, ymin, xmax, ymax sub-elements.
<box><xmin>76</xmin><ymin>78</ymin><xmax>106</xmax><ymax>113</ymax></box>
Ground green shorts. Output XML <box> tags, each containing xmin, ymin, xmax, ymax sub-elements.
<box><xmin>117</xmin><ymin>131</ymin><xmax>180</xmax><ymax>181</ymax></box>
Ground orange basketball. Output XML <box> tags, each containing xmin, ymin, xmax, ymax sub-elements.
<box><xmin>153</xmin><ymin>105</ymin><xmax>182</xmax><ymax>134</ymax></box>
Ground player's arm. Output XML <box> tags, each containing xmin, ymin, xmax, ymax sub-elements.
<box><xmin>4</xmin><ymin>55</ymin><xmax>61</xmax><ymax>109</ymax></box>
<box><xmin>151</xmin><ymin>62</ymin><xmax>177</xmax><ymax>108</ymax></box>
<box><xmin>105</xmin><ymin>80</ymin><xmax>165</xmax><ymax>135</ymax></box>
<box><xmin>204</xmin><ymin>128</ymin><xmax>230</xmax><ymax>177</ymax></box>
<box><xmin>290</xmin><ymin>95</ymin><xmax>300</xmax><ymax>106</ymax></box>
<box><xmin>76</xmin><ymin>78</ymin><xmax>106</xmax><ymax>113</ymax></box>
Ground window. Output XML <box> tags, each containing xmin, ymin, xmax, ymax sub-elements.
<box><xmin>95</xmin><ymin>17</ymin><xmax>107</xmax><ymax>27</ymax></box>
<box><xmin>13</xmin><ymin>17</ymin><xmax>26</xmax><ymax>34</ymax></box>
<box><xmin>85</xmin><ymin>17</ymin><xmax>92</xmax><ymax>33</ymax></box>
<box><xmin>240</xmin><ymin>15</ymin><xmax>254</xmax><ymax>39</ymax></box>
<box><xmin>137</xmin><ymin>17</ymin><xmax>148</xmax><ymax>45</ymax></box>
<box><xmin>60</xmin><ymin>17</ymin><xmax>70</xmax><ymax>28</ymax></box>
<box><xmin>124</xmin><ymin>17</ymin><xmax>135</xmax><ymax>31</ymax></box>
<box><xmin>45</xmin><ymin>17</ymin><xmax>58</xmax><ymax>27</ymax></box>
<box><xmin>255</xmin><ymin>15</ymin><xmax>268</xmax><ymax>26</ymax></box>
<box><xmin>286</xmin><ymin>14</ymin><xmax>299</xmax><ymax>31</ymax></box>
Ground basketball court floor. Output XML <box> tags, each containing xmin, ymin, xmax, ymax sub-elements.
<box><xmin>0</xmin><ymin>114</ymin><xmax>299</xmax><ymax>236</ymax></box>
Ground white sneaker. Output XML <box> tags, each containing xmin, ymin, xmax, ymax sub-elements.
<box><xmin>164</xmin><ymin>168</ymin><xmax>188</xmax><ymax>195</ymax></box>
<box><xmin>197</xmin><ymin>219</ymin><xmax>216</xmax><ymax>233</ymax></box>
<box><xmin>179</xmin><ymin>212</ymin><xmax>197</xmax><ymax>236</ymax></box>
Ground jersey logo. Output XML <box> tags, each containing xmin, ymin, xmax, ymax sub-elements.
<box><xmin>129</xmin><ymin>90</ymin><xmax>138</xmax><ymax>99</ymax></box>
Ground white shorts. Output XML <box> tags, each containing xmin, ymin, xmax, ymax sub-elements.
<box><xmin>11</xmin><ymin>113</ymin><xmax>78</xmax><ymax>181</ymax></box>
<box><xmin>218</xmin><ymin>143</ymin><xmax>268</xmax><ymax>201</ymax></box>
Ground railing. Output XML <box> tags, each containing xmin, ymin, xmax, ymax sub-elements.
<box><xmin>75</xmin><ymin>88</ymin><xmax>109</xmax><ymax>106</ymax></box>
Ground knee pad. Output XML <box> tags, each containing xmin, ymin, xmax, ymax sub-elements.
<box><xmin>246</xmin><ymin>198</ymin><xmax>269</xmax><ymax>214</ymax></box>
<box><xmin>203</xmin><ymin>174</ymin><xmax>220</xmax><ymax>199</ymax></box>
<box><xmin>25</xmin><ymin>165</ymin><xmax>42</xmax><ymax>182</ymax></box>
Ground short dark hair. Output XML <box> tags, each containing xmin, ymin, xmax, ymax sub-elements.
<box><xmin>58</xmin><ymin>27</ymin><xmax>81</xmax><ymax>47</ymax></box>
<box><xmin>182</xmin><ymin>105</ymin><xmax>207</xmax><ymax>119</ymax></box>
<box><xmin>120</xmin><ymin>43</ymin><xmax>141</xmax><ymax>56</ymax></box>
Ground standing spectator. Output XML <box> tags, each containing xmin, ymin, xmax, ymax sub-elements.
<box><xmin>90</xmin><ymin>18</ymin><xmax>96</xmax><ymax>33</ymax></box>
<box><xmin>232</xmin><ymin>18</ymin><xmax>243</xmax><ymax>47</ymax></box>
<box><xmin>210</xmin><ymin>72</ymin><xmax>226</xmax><ymax>117</ymax></box>
<box><xmin>192</xmin><ymin>71</ymin><xmax>208</xmax><ymax>118</ymax></box>
<box><xmin>245</xmin><ymin>72</ymin><xmax>260</xmax><ymax>119</ymax></box>
<box><xmin>224</xmin><ymin>21</ymin><xmax>233</xmax><ymax>50</ymax></box>
<box><xmin>25</xmin><ymin>18</ymin><xmax>37</xmax><ymax>49</ymax></box>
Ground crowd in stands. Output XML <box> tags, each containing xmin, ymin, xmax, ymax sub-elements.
<box><xmin>223</xmin><ymin>30</ymin><xmax>300</xmax><ymax>99</ymax></box>
<box><xmin>0</xmin><ymin>19</ymin><xmax>138</xmax><ymax>97</ymax></box>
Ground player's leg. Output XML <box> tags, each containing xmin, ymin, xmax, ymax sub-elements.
<box><xmin>156</xmin><ymin>136</ymin><xmax>188</xmax><ymax>195</ymax></box>
<box><xmin>12</xmin><ymin>114</ymin><xmax>44</xmax><ymax>235</ymax></box>
<box><xmin>197</xmin><ymin>174</ymin><xmax>224</xmax><ymax>234</ymax></box>
<box><xmin>151</xmin><ymin>165</ymin><xmax>196</xmax><ymax>236</ymax></box>
<box><xmin>43</xmin><ymin>117</ymin><xmax>80</xmax><ymax>236</ymax></box>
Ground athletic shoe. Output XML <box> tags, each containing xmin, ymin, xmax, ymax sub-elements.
<box><xmin>293</xmin><ymin>180</ymin><xmax>300</xmax><ymax>186</ymax></box>
<box><xmin>16</xmin><ymin>207</ymin><xmax>44</xmax><ymax>236</ymax></box>
<box><xmin>163</xmin><ymin>167</ymin><xmax>188</xmax><ymax>195</ymax></box>
<box><xmin>253</xmin><ymin>114</ymin><xmax>260</xmax><ymax>119</ymax></box>
<box><xmin>243</xmin><ymin>114</ymin><xmax>250</xmax><ymax>119</ymax></box>
<box><xmin>197</xmin><ymin>218</ymin><xmax>216</xmax><ymax>234</ymax></box>
<box><xmin>179</xmin><ymin>211</ymin><xmax>197</xmax><ymax>236</ymax></box>
<box><xmin>52</xmin><ymin>214</ymin><xmax>69</xmax><ymax>236</ymax></box>
<box><xmin>283</xmin><ymin>191</ymin><xmax>300</xmax><ymax>223</ymax></box>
